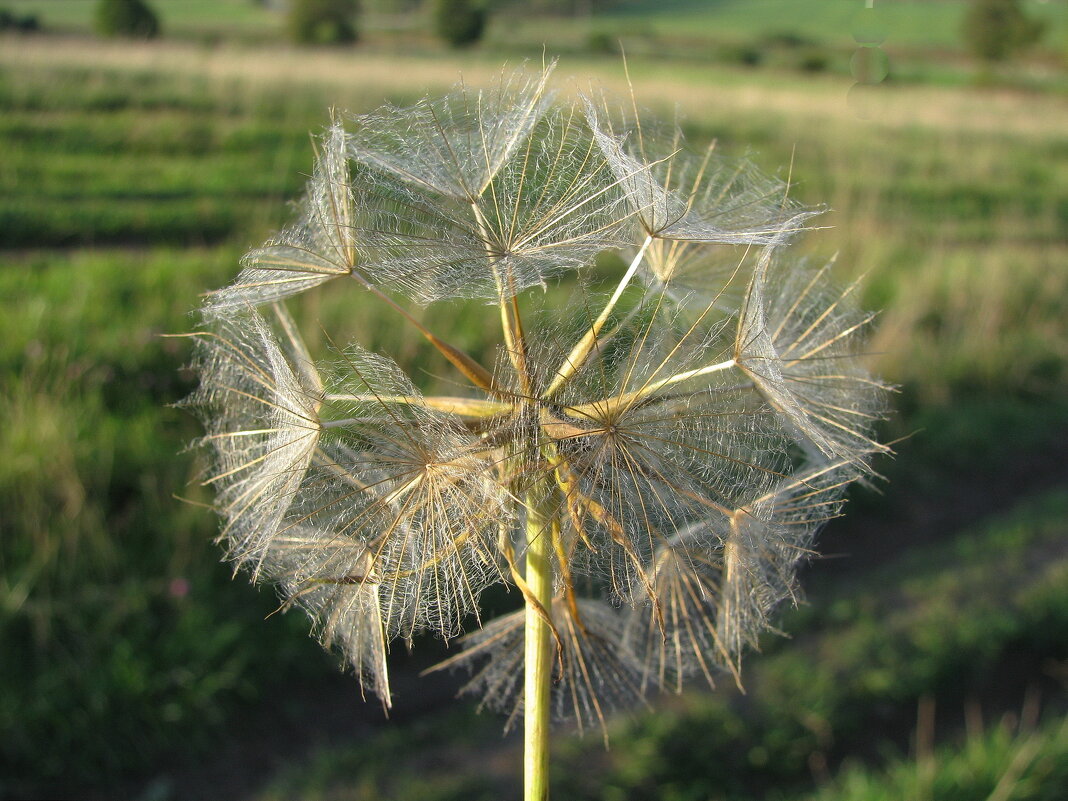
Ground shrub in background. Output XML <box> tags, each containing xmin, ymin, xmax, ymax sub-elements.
<box><xmin>94</xmin><ymin>0</ymin><xmax>160</xmax><ymax>39</ymax></box>
<box><xmin>723</xmin><ymin>43</ymin><xmax>762</xmax><ymax>68</ymax></box>
<box><xmin>0</xmin><ymin>6</ymin><xmax>39</xmax><ymax>32</ymax></box>
<box><xmin>797</xmin><ymin>48</ymin><xmax>829</xmax><ymax>73</ymax></box>
<box><xmin>962</xmin><ymin>0</ymin><xmax>1044</xmax><ymax>63</ymax></box>
<box><xmin>432</xmin><ymin>0</ymin><xmax>485</xmax><ymax>48</ymax></box>
<box><xmin>289</xmin><ymin>0</ymin><xmax>359</xmax><ymax>45</ymax></box>
<box><xmin>586</xmin><ymin>30</ymin><xmax>617</xmax><ymax>55</ymax></box>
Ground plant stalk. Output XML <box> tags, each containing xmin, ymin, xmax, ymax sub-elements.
<box><xmin>543</xmin><ymin>234</ymin><xmax>653</xmax><ymax>399</ymax></box>
<box><xmin>524</xmin><ymin>483</ymin><xmax>555</xmax><ymax>801</ymax></box>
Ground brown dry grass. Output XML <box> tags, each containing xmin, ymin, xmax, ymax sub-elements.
<box><xmin>3</xmin><ymin>36</ymin><xmax>1066</xmax><ymax>139</ymax></box>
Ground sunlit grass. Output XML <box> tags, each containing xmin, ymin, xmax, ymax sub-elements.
<box><xmin>805</xmin><ymin>713</ymin><xmax>1068</xmax><ymax>801</ymax></box>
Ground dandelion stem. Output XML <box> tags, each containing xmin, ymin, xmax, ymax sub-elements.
<box><xmin>544</xmin><ymin>234</ymin><xmax>654</xmax><ymax>399</ymax></box>
<box><xmin>524</xmin><ymin>480</ymin><xmax>556</xmax><ymax>801</ymax></box>
<box><xmin>322</xmin><ymin>394</ymin><xmax>513</xmax><ymax>418</ymax></box>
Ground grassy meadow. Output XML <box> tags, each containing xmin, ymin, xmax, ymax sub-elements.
<box><xmin>1</xmin><ymin>6</ymin><xmax>1067</xmax><ymax>799</ymax></box>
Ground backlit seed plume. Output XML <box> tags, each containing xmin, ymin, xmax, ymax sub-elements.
<box><xmin>434</xmin><ymin>598</ymin><xmax>647</xmax><ymax>736</ymax></box>
<box><xmin>585</xmin><ymin>98</ymin><xmax>814</xmax><ymax>246</ymax></box>
<box><xmin>345</xmin><ymin>64</ymin><xmax>635</xmax><ymax>304</ymax></box>
<box><xmin>735</xmin><ymin>249</ymin><xmax>891</xmax><ymax>466</ymax></box>
<box><xmin>347</xmin><ymin>65</ymin><xmax>556</xmax><ymax>202</ymax></box>
<box><xmin>530</xmin><ymin>292</ymin><xmax>792</xmax><ymax>601</ymax></box>
<box><xmin>583</xmin><ymin>95</ymin><xmax>820</xmax><ymax>312</ymax></box>
<box><xmin>185</xmin><ymin>304</ymin><xmax>323</xmax><ymax>577</ymax></box>
<box><xmin>186</xmin><ymin>63</ymin><xmax>889</xmax><ymax>724</ymax></box>
<box><xmin>623</xmin><ymin>458</ymin><xmax>857</xmax><ymax>694</ymax></box>
<box><xmin>203</xmin><ymin>122</ymin><xmax>359</xmax><ymax>316</ymax></box>
<box><xmin>264</xmin><ymin>524</ymin><xmax>392</xmax><ymax>704</ymax></box>
<box><xmin>289</xmin><ymin>342</ymin><xmax>509</xmax><ymax>640</ymax></box>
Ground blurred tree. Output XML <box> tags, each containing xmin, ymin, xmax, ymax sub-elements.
<box><xmin>962</xmin><ymin>0</ymin><xmax>1044</xmax><ymax>63</ymax></box>
<box><xmin>362</xmin><ymin>0</ymin><xmax>421</xmax><ymax>10</ymax></box>
<box><xmin>506</xmin><ymin>0</ymin><xmax>613</xmax><ymax>14</ymax></box>
<box><xmin>94</xmin><ymin>0</ymin><xmax>160</xmax><ymax>39</ymax></box>
<box><xmin>289</xmin><ymin>0</ymin><xmax>359</xmax><ymax>45</ymax></box>
<box><xmin>0</xmin><ymin>6</ymin><xmax>40</xmax><ymax>31</ymax></box>
<box><xmin>432</xmin><ymin>0</ymin><xmax>485</xmax><ymax>47</ymax></box>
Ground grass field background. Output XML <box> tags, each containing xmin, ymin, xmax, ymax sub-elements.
<box><xmin>6</xmin><ymin>0</ymin><xmax>1068</xmax><ymax>47</ymax></box>
<box><xmin>1</xmin><ymin>3</ymin><xmax>1066</xmax><ymax>798</ymax></box>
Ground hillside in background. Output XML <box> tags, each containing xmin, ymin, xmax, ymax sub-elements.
<box><xmin>4</xmin><ymin>0</ymin><xmax>1067</xmax><ymax>77</ymax></box>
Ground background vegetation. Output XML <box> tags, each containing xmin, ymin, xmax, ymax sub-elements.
<box><xmin>287</xmin><ymin>0</ymin><xmax>359</xmax><ymax>45</ymax></box>
<box><xmin>432</xmin><ymin>0</ymin><xmax>485</xmax><ymax>48</ymax></box>
<box><xmin>1</xmin><ymin>1</ymin><xmax>1065</xmax><ymax>799</ymax></box>
<box><xmin>93</xmin><ymin>0</ymin><xmax>161</xmax><ymax>39</ymax></box>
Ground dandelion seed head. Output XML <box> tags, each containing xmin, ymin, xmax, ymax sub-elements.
<box><xmin>186</xmin><ymin>61</ymin><xmax>890</xmax><ymax>724</ymax></box>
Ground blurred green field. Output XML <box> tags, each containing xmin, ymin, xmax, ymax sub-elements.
<box><xmin>6</xmin><ymin>0</ymin><xmax>1067</xmax><ymax>84</ymax></box>
<box><xmin>8</xmin><ymin>0</ymin><xmax>1068</xmax><ymax>44</ymax></box>
<box><xmin>1</xmin><ymin>23</ymin><xmax>1066</xmax><ymax>801</ymax></box>
<box><xmin>5</xmin><ymin>0</ymin><xmax>282</xmax><ymax>37</ymax></box>
<box><xmin>626</xmin><ymin>0</ymin><xmax>1063</xmax><ymax>45</ymax></box>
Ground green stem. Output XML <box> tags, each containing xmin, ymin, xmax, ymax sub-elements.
<box><xmin>524</xmin><ymin>482</ymin><xmax>555</xmax><ymax>801</ymax></box>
